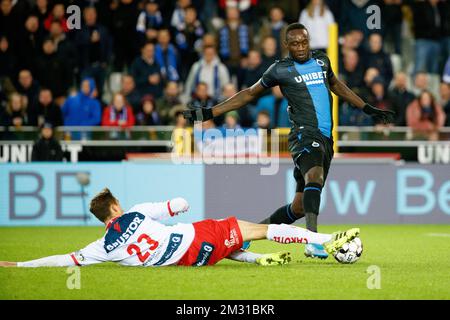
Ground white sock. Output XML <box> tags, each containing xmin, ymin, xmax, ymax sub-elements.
<box><xmin>228</xmin><ymin>250</ymin><xmax>262</xmax><ymax>264</ymax></box>
<box><xmin>267</xmin><ymin>224</ymin><xmax>332</xmax><ymax>245</ymax></box>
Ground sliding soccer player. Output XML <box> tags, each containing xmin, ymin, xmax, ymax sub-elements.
<box><xmin>0</xmin><ymin>188</ymin><xmax>358</xmax><ymax>268</ymax></box>
<box><xmin>184</xmin><ymin>23</ymin><xmax>393</xmax><ymax>259</ymax></box>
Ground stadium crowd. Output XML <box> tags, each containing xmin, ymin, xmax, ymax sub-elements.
<box><xmin>1</xmin><ymin>0</ymin><xmax>449</xmax><ymax>139</ymax></box>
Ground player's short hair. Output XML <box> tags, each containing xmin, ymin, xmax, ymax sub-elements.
<box><xmin>285</xmin><ymin>23</ymin><xmax>308</xmax><ymax>41</ymax></box>
<box><xmin>89</xmin><ymin>188</ymin><xmax>118</xmax><ymax>222</ymax></box>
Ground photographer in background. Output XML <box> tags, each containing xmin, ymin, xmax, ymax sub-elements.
<box><xmin>31</xmin><ymin>122</ymin><xmax>63</xmax><ymax>162</ymax></box>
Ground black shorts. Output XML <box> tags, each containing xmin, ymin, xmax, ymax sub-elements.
<box><xmin>288</xmin><ymin>128</ymin><xmax>334</xmax><ymax>193</ymax></box>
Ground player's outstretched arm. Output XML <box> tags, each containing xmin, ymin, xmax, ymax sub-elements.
<box><xmin>129</xmin><ymin>197</ymin><xmax>190</xmax><ymax>221</ymax></box>
<box><xmin>0</xmin><ymin>254</ymin><xmax>77</xmax><ymax>268</ymax></box>
<box><xmin>183</xmin><ymin>81</ymin><xmax>266</xmax><ymax>122</ymax></box>
<box><xmin>329</xmin><ymin>76</ymin><xmax>395</xmax><ymax>124</ymax></box>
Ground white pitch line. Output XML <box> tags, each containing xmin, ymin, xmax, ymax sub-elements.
<box><xmin>424</xmin><ymin>233</ymin><xmax>450</xmax><ymax>238</ymax></box>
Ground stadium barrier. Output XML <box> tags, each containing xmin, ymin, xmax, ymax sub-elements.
<box><xmin>1</xmin><ymin>161</ymin><xmax>449</xmax><ymax>226</ymax></box>
<box><xmin>1</xmin><ymin>126</ymin><xmax>450</xmax><ymax>163</ymax></box>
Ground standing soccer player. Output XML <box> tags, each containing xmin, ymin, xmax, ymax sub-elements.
<box><xmin>184</xmin><ymin>23</ymin><xmax>394</xmax><ymax>259</ymax></box>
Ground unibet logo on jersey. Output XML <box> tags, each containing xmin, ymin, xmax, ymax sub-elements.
<box><xmin>294</xmin><ymin>71</ymin><xmax>328</xmax><ymax>86</ymax></box>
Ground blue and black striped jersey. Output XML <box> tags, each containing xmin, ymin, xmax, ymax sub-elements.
<box><xmin>260</xmin><ymin>50</ymin><xmax>335</xmax><ymax>138</ymax></box>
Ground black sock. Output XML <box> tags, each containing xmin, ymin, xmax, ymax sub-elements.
<box><xmin>259</xmin><ymin>204</ymin><xmax>297</xmax><ymax>224</ymax></box>
<box><xmin>303</xmin><ymin>183</ymin><xmax>322</xmax><ymax>232</ymax></box>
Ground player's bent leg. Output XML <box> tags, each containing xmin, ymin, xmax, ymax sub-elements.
<box><xmin>303</xmin><ymin>165</ymin><xmax>324</xmax><ymax>232</ymax></box>
<box><xmin>237</xmin><ymin>220</ymin><xmax>269</xmax><ymax>242</ymax></box>
<box><xmin>242</xmin><ymin>193</ymin><xmax>305</xmax><ymax>250</ymax></box>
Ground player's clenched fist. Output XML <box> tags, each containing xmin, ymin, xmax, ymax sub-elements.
<box><xmin>168</xmin><ymin>197</ymin><xmax>190</xmax><ymax>216</ymax></box>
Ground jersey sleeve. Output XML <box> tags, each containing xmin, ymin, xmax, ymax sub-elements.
<box><xmin>260</xmin><ymin>62</ymin><xmax>280</xmax><ymax>88</ymax></box>
<box><xmin>17</xmin><ymin>239</ymin><xmax>108</xmax><ymax>267</ymax></box>
<box><xmin>70</xmin><ymin>239</ymin><xmax>109</xmax><ymax>266</ymax></box>
<box><xmin>127</xmin><ymin>201</ymin><xmax>174</xmax><ymax>221</ymax></box>
<box><xmin>327</xmin><ymin>57</ymin><xmax>336</xmax><ymax>80</ymax></box>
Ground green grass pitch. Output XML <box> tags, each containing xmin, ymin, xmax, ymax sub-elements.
<box><xmin>1</xmin><ymin>225</ymin><xmax>449</xmax><ymax>300</ymax></box>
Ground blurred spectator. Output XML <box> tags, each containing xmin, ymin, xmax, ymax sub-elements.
<box><xmin>102</xmin><ymin>92</ymin><xmax>136</xmax><ymax>128</ymax></box>
<box><xmin>0</xmin><ymin>75</ymin><xmax>15</xmax><ymax>110</ymax></box>
<box><xmin>156</xmin><ymin>81</ymin><xmax>181</xmax><ymax>125</ymax></box>
<box><xmin>173</xmin><ymin>109</ymin><xmax>187</xmax><ymax>128</ymax></box>
<box><xmin>260</xmin><ymin>36</ymin><xmax>277</xmax><ymax>70</ymax></box>
<box><xmin>381</xmin><ymin>0</ymin><xmax>403</xmax><ymax>55</ymax></box>
<box><xmin>406</xmin><ymin>90</ymin><xmax>446</xmax><ymax>139</ymax></box>
<box><xmin>136</xmin><ymin>0</ymin><xmax>163</xmax><ymax>45</ymax></box>
<box><xmin>364</xmin><ymin>33</ymin><xmax>393</xmax><ymax>87</ymax></box>
<box><xmin>136</xmin><ymin>94</ymin><xmax>161</xmax><ymax>125</ymax></box>
<box><xmin>130</xmin><ymin>42</ymin><xmax>163</xmax><ymax>98</ymax></box>
<box><xmin>241</xmin><ymin>50</ymin><xmax>264</xmax><ymax>89</ymax></box>
<box><xmin>184</xmin><ymin>45</ymin><xmax>230</xmax><ymax>102</ymax></box>
<box><xmin>443</xmin><ymin>57</ymin><xmax>450</xmax><ymax>84</ymax></box>
<box><xmin>259</xmin><ymin>6</ymin><xmax>288</xmax><ymax>59</ymax></box>
<box><xmin>121</xmin><ymin>74</ymin><xmax>141</xmax><ymax>114</ymax></box>
<box><xmin>35</xmin><ymin>88</ymin><xmax>63</xmax><ymax>127</ymax></box>
<box><xmin>340</xmin><ymin>29</ymin><xmax>364</xmax><ymax>58</ymax></box>
<box><xmin>75</xmin><ymin>6</ymin><xmax>112</xmax><ymax>99</ymax></box>
<box><xmin>389</xmin><ymin>72</ymin><xmax>415</xmax><ymax>126</ymax></box>
<box><xmin>362</xmin><ymin>67</ymin><xmax>380</xmax><ymax>97</ymax></box>
<box><xmin>409</xmin><ymin>0</ymin><xmax>445</xmax><ymax>74</ymax></box>
<box><xmin>202</xmin><ymin>33</ymin><xmax>217</xmax><ymax>48</ymax></box>
<box><xmin>256</xmin><ymin>86</ymin><xmax>289</xmax><ymax>128</ymax></box>
<box><xmin>218</xmin><ymin>0</ymin><xmax>257</xmax><ymax>26</ymax></box>
<box><xmin>299</xmin><ymin>0</ymin><xmax>335</xmax><ymax>51</ymax></box>
<box><xmin>110</xmin><ymin>0</ymin><xmax>139</xmax><ymax>71</ymax></box>
<box><xmin>171</xmin><ymin>0</ymin><xmax>191</xmax><ymax>30</ymax></box>
<box><xmin>439</xmin><ymin>82</ymin><xmax>450</xmax><ymax>126</ymax></box>
<box><xmin>62</xmin><ymin>78</ymin><xmax>101</xmax><ymax>126</ymax></box>
<box><xmin>340</xmin><ymin>49</ymin><xmax>365</xmax><ymax>91</ymax></box>
<box><xmin>3</xmin><ymin>92</ymin><xmax>28</xmax><ymax>127</ymax></box>
<box><xmin>16</xmin><ymin>69</ymin><xmax>40</xmax><ymax>123</ymax></box>
<box><xmin>217</xmin><ymin>6</ymin><xmax>252</xmax><ymax>79</ymax></box>
<box><xmin>17</xmin><ymin>15</ymin><xmax>44</xmax><ymax>74</ymax></box>
<box><xmin>31</xmin><ymin>123</ymin><xmax>63</xmax><ymax>161</ymax></box>
<box><xmin>174</xmin><ymin>5</ymin><xmax>205</xmax><ymax>79</ymax></box>
<box><xmin>50</xmin><ymin>19</ymin><xmax>78</xmax><ymax>75</ymax></box>
<box><xmin>35</xmin><ymin>38</ymin><xmax>71</xmax><ymax>100</ymax></box>
<box><xmin>44</xmin><ymin>3</ymin><xmax>68</xmax><ymax>32</ymax></box>
<box><xmin>0</xmin><ymin>35</ymin><xmax>15</xmax><ymax>79</ymax></box>
<box><xmin>189</xmin><ymin>82</ymin><xmax>215</xmax><ymax>109</ymax></box>
<box><xmin>30</xmin><ymin>0</ymin><xmax>50</xmax><ymax>28</ymax></box>
<box><xmin>0</xmin><ymin>0</ymin><xmax>22</xmax><ymax>49</ymax></box>
<box><xmin>441</xmin><ymin>1</ymin><xmax>450</xmax><ymax>71</ymax></box>
<box><xmin>256</xmin><ymin>110</ymin><xmax>272</xmax><ymax>130</ymax></box>
<box><xmin>155</xmin><ymin>29</ymin><xmax>180</xmax><ymax>83</ymax></box>
<box><xmin>223</xmin><ymin>111</ymin><xmax>241</xmax><ymax>129</ymax></box>
<box><xmin>367</xmin><ymin>76</ymin><xmax>394</xmax><ymax>125</ymax></box>
<box><xmin>413</xmin><ymin>72</ymin><xmax>430</xmax><ymax>97</ymax></box>
<box><xmin>220</xmin><ymin>83</ymin><xmax>237</xmax><ymax>101</ymax></box>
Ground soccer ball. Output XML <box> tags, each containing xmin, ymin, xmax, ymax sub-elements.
<box><xmin>333</xmin><ymin>237</ymin><xmax>363</xmax><ymax>264</ymax></box>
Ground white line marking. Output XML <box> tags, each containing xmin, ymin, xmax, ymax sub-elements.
<box><xmin>424</xmin><ymin>233</ymin><xmax>450</xmax><ymax>238</ymax></box>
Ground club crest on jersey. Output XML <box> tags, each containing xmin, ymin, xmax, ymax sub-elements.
<box><xmin>294</xmin><ymin>71</ymin><xmax>327</xmax><ymax>86</ymax></box>
<box><xmin>316</xmin><ymin>59</ymin><xmax>325</xmax><ymax>66</ymax></box>
<box><xmin>104</xmin><ymin>212</ymin><xmax>145</xmax><ymax>253</ymax></box>
<box><xmin>224</xmin><ymin>228</ymin><xmax>240</xmax><ymax>248</ymax></box>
